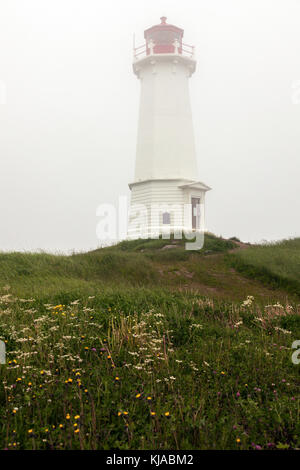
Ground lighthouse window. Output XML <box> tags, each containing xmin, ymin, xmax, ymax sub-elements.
<box><xmin>151</xmin><ymin>31</ymin><xmax>181</xmax><ymax>46</ymax></box>
<box><xmin>162</xmin><ymin>212</ymin><xmax>171</xmax><ymax>225</ymax></box>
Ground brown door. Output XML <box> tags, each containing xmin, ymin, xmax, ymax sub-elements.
<box><xmin>191</xmin><ymin>197</ymin><xmax>200</xmax><ymax>230</ymax></box>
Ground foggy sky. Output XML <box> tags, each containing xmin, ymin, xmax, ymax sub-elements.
<box><xmin>0</xmin><ymin>0</ymin><xmax>299</xmax><ymax>252</ymax></box>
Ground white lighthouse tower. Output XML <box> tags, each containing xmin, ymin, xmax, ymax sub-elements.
<box><xmin>128</xmin><ymin>17</ymin><xmax>211</xmax><ymax>239</ymax></box>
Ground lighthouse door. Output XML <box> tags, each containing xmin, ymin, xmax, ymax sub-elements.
<box><xmin>191</xmin><ymin>197</ymin><xmax>200</xmax><ymax>230</ymax></box>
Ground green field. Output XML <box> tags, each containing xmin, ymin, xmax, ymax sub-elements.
<box><xmin>229</xmin><ymin>238</ymin><xmax>300</xmax><ymax>296</ymax></box>
<box><xmin>0</xmin><ymin>235</ymin><xmax>299</xmax><ymax>450</ymax></box>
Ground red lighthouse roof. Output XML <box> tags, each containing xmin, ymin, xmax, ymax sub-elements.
<box><xmin>144</xmin><ymin>17</ymin><xmax>184</xmax><ymax>55</ymax></box>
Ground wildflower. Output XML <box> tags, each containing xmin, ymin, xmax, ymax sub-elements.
<box><xmin>115</xmin><ymin>376</ymin><xmax>120</xmax><ymax>381</ymax></box>
<box><xmin>147</xmin><ymin>396</ymin><xmax>152</xmax><ymax>401</ymax></box>
<box><xmin>28</xmin><ymin>429</ymin><xmax>33</xmax><ymax>434</ymax></box>
<box><xmin>274</xmin><ymin>326</ymin><xmax>291</xmax><ymax>335</ymax></box>
<box><xmin>118</xmin><ymin>412</ymin><xmax>122</xmax><ymax>417</ymax></box>
<box><xmin>59</xmin><ymin>424</ymin><xmax>64</xmax><ymax>429</ymax></box>
<box><xmin>74</xmin><ymin>429</ymin><xmax>79</xmax><ymax>434</ymax></box>
<box><xmin>236</xmin><ymin>438</ymin><xmax>241</xmax><ymax>443</ymax></box>
<box><xmin>150</xmin><ymin>411</ymin><xmax>156</xmax><ymax>417</ymax></box>
<box><xmin>135</xmin><ymin>393</ymin><xmax>141</xmax><ymax>399</ymax></box>
<box><xmin>16</xmin><ymin>378</ymin><xmax>22</xmax><ymax>383</ymax></box>
<box><xmin>164</xmin><ymin>412</ymin><xmax>170</xmax><ymax>418</ymax></box>
<box><xmin>66</xmin><ymin>414</ymin><xmax>71</xmax><ymax>420</ymax></box>
<box><xmin>242</xmin><ymin>296</ymin><xmax>254</xmax><ymax>307</ymax></box>
<box><xmin>40</xmin><ymin>370</ymin><xmax>45</xmax><ymax>376</ymax></box>
<box><xmin>74</xmin><ymin>415</ymin><xmax>80</xmax><ymax>420</ymax></box>
<box><xmin>236</xmin><ymin>391</ymin><xmax>240</xmax><ymax>398</ymax></box>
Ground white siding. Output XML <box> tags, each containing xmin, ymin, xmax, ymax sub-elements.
<box><xmin>128</xmin><ymin>179</ymin><xmax>206</xmax><ymax>237</ymax></box>
<box><xmin>134</xmin><ymin>56</ymin><xmax>199</xmax><ymax>182</ymax></box>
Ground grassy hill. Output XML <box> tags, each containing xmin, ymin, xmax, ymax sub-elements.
<box><xmin>0</xmin><ymin>234</ymin><xmax>296</xmax><ymax>303</ymax></box>
<box><xmin>0</xmin><ymin>234</ymin><xmax>299</xmax><ymax>450</ymax></box>
<box><xmin>228</xmin><ymin>238</ymin><xmax>300</xmax><ymax>297</ymax></box>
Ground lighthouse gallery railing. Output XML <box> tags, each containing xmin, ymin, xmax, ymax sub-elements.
<box><xmin>133</xmin><ymin>41</ymin><xmax>195</xmax><ymax>61</ymax></box>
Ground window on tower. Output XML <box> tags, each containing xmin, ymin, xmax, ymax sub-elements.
<box><xmin>162</xmin><ymin>212</ymin><xmax>171</xmax><ymax>225</ymax></box>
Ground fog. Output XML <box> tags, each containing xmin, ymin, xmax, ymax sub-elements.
<box><xmin>0</xmin><ymin>0</ymin><xmax>299</xmax><ymax>252</ymax></box>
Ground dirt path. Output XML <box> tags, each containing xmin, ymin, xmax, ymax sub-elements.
<box><xmin>228</xmin><ymin>240</ymin><xmax>250</xmax><ymax>253</ymax></box>
<box><xmin>156</xmin><ymin>245</ymin><xmax>294</xmax><ymax>303</ymax></box>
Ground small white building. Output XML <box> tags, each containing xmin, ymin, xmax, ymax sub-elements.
<box><xmin>128</xmin><ymin>17</ymin><xmax>211</xmax><ymax>239</ymax></box>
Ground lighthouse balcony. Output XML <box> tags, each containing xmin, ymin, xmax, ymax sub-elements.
<box><xmin>132</xmin><ymin>43</ymin><xmax>196</xmax><ymax>77</ymax></box>
<box><xmin>133</xmin><ymin>40</ymin><xmax>195</xmax><ymax>62</ymax></box>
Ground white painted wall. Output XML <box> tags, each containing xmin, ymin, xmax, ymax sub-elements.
<box><xmin>128</xmin><ymin>179</ymin><xmax>207</xmax><ymax>237</ymax></box>
<box><xmin>133</xmin><ymin>55</ymin><xmax>199</xmax><ymax>182</ymax></box>
<box><xmin>128</xmin><ymin>49</ymin><xmax>210</xmax><ymax>239</ymax></box>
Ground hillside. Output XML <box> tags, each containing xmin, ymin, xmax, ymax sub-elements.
<box><xmin>228</xmin><ymin>238</ymin><xmax>300</xmax><ymax>297</ymax></box>
<box><xmin>0</xmin><ymin>234</ymin><xmax>297</xmax><ymax>304</ymax></box>
<box><xmin>0</xmin><ymin>234</ymin><xmax>299</xmax><ymax>450</ymax></box>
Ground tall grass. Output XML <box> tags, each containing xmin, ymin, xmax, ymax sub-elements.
<box><xmin>228</xmin><ymin>239</ymin><xmax>300</xmax><ymax>296</ymax></box>
<box><xmin>0</xmin><ymin>288</ymin><xmax>299</xmax><ymax>450</ymax></box>
<box><xmin>0</xmin><ymin>235</ymin><xmax>299</xmax><ymax>449</ymax></box>
<box><xmin>0</xmin><ymin>234</ymin><xmax>236</xmax><ymax>298</ymax></box>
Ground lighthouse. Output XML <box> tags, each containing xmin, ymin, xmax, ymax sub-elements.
<box><xmin>128</xmin><ymin>17</ymin><xmax>211</xmax><ymax>239</ymax></box>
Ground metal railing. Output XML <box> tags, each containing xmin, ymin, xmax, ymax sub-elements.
<box><xmin>133</xmin><ymin>40</ymin><xmax>195</xmax><ymax>61</ymax></box>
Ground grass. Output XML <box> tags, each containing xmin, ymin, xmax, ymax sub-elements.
<box><xmin>228</xmin><ymin>239</ymin><xmax>300</xmax><ymax>296</ymax></box>
<box><xmin>0</xmin><ymin>234</ymin><xmax>299</xmax><ymax>450</ymax></box>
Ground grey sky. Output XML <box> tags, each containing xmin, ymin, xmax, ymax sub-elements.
<box><xmin>0</xmin><ymin>0</ymin><xmax>299</xmax><ymax>252</ymax></box>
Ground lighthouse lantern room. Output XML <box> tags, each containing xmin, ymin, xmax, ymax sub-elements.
<box><xmin>128</xmin><ymin>17</ymin><xmax>211</xmax><ymax>238</ymax></box>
